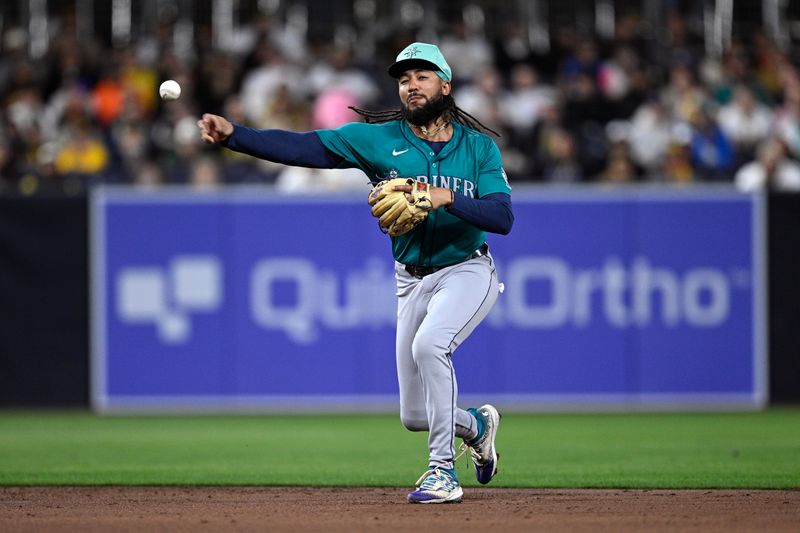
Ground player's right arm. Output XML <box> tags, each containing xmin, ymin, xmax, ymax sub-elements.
<box><xmin>197</xmin><ymin>113</ymin><xmax>344</xmax><ymax>169</ymax></box>
<box><xmin>198</xmin><ymin>114</ymin><xmax>234</xmax><ymax>144</ymax></box>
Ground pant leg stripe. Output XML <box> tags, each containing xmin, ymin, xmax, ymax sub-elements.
<box><xmin>446</xmin><ymin>261</ymin><xmax>496</xmax><ymax>353</ymax></box>
<box><xmin>448</xmin><ymin>353</ymin><xmax>455</xmax><ymax>463</ymax></box>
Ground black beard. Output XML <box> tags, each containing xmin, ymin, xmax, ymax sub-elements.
<box><xmin>402</xmin><ymin>92</ymin><xmax>448</xmax><ymax>126</ymax></box>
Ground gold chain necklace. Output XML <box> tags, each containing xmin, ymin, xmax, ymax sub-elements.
<box><xmin>410</xmin><ymin>121</ymin><xmax>449</xmax><ymax>137</ymax></box>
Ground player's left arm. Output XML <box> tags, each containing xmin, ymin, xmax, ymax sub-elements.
<box><xmin>390</xmin><ymin>182</ymin><xmax>512</xmax><ymax>234</ymax></box>
<box><xmin>442</xmin><ymin>139</ymin><xmax>513</xmax><ymax>234</ymax></box>
<box><xmin>445</xmin><ymin>192</ymin><xmax>513</xmax><ymax>234</ymax></box>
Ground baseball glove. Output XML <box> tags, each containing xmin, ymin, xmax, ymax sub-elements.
<box><xmin>368</xmin><ymin>177</ymin><xmax>433</xmax><ymax>237</ymax></box>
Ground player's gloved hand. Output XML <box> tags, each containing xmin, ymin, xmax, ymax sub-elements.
<box><xmin>368</xmin><ymin>178</ymin><xmax>434</xmax><ymax>236</ymax></box>
<box><xmin>391</xmin><ymin>182</ymin><xmax>455</xmax><ymax>210</ymax></box>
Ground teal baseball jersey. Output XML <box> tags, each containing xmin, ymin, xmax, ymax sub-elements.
<box><xmin>316</xmin><ymin>120</ymin><xmax>511</xmax><ymax>267</ymax></box>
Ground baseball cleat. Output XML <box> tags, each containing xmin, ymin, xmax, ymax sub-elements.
<box><xmin>407</xmin><ymin>467</ymin><xmax>463</xmax><ymax>504</ymax></box>
<box><xmin>463</xmin><ymin>404</ymin><xmax>501</xmax><ymax>484</ymax></box>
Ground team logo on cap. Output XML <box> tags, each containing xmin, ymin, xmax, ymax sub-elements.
<box><xmin>404</xmin><ymin>46</ymin><xmax>422</xmax><ymax>58</ymax></box>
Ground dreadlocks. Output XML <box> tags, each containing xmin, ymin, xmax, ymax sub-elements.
<box><xmin>349</xmin><ymin>94</ymin><xmax>500</xmax><ymax>137</ymax></box>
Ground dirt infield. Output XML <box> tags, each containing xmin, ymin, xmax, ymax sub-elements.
<box><xmin>1</xmin><ymin>487</ymin><xmax>799</xmax><ymax>532</ymax></box>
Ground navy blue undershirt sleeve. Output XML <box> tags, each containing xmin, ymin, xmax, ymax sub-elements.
<box><xmin>222</xmin><ymin>124</ymin><xmax>343</xmax><ymax>168</ymax></box>
<box><xmin>447</xmin><ymin>192</ymin><xmax>514</xmax><ymax>235</ymax></box>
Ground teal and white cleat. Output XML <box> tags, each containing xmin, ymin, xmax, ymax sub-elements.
<box><xmin>463</xmin><ymin>404</ymin><xmax>501</xmax><ymax>484</ymax></box>
<box><xmin>407</xmin><ymin>467</ymin><xmax>463</xmax><ymax>504</ymax></box>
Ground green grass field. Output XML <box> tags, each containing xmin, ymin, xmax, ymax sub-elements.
<box><xmin>1</xmin><ymin>410</ymin><xmax>798</xmax><ymax>488</ymax></box>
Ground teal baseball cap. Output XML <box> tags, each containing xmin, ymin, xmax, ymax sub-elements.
<box><xmin>388</xmin><ymin>42</ymin><xmax>452</xmax><ymax>82</ymax></box>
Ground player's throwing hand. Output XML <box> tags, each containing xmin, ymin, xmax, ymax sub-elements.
<box><xmin>197</xmin><ymin>114</ymin><xmax>234</xmax><ymax>144</ymax></box>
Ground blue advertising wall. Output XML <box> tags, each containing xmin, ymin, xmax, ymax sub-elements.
<box><xmin>91</xmin><ymin>187</ymin><xmax>766</xmax><ymax>412</ymax></box>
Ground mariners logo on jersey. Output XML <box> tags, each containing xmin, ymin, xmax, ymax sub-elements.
<box><xmin>317</xmin><ymin>120</ymin><xmax>511</xmax><ymax>266</ymax></box>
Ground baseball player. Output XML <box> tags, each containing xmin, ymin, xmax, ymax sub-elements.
<box><xmin>198</xmin><ymin>42</ymin><xmax>513</xmax><ymax>504</ymax></box>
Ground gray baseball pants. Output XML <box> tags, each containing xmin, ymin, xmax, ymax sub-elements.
<box><xmin>395</xmin><ymin>251</ymin><xmax>500</xmax><ymax>471</ymax></box>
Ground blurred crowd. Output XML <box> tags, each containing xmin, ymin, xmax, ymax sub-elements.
<box><xmin>2</xmin><ymin>8</ymin><xmax>800</xmax><ymax>195</ymax></box>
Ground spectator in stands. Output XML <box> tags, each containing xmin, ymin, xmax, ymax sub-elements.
<box><xmin>558</xmin><ymin>38</ymin><xmax>607</xmax><ymax>128</ymax></box>
<box><xmin>652</xmin><ymin>11</ymin><xmax>704</xmax><ymax>73</ymax></box>
<box><xmin>107</xmin><ymin>85</ymin><xmax>152</xmax><ymax>181</ymax></box>
<box><xmin>307</xmin><ymin>46</ymin><xmax>380</xmax><ymax>107</ymax></box>
<box><xmin>560</xmin><ymin>39</ymin><xmax>601</xmax><ymax>81</ymax></box>
<box><xmin>660</xmin><ymin>63</ymin><xmax>708</xmax><ymax>125</ymax></box>
<box><xmin>597</xmin><ymin>44</ymin><xmax>647</xmax><ymax>119</ymax></box>
<box><xmin>718</xmin><ymin>85</ymin><xmax>774</xmax><ymax>165</ymax></box>
<box><xmin>439</xmin><ymin>19</ymin><xmax>493</xmax><ymax>84</ymax></box>
<box><xmin>91</xmin><ymin>63</ymin><xmax>126</xmax><ymax>128</ymax></box>
<box><xmin>540</xmin><ymin>127</ymin><xmax>582</xmax><ymax>183</ymax></box>
<box><xmin>188</xmin><ymin>156</ymin><xmax>222</xmax><ymax>191</ymax></box>
<box><xmin>752</xmin><ymin>30</ymin><xmax>786</xmax><ymax>98</ymax></box>
<box><xmin>628</xmin><ymin>98</ymin><xmax>674</xmax><ymax>174</ymax></box>
<box><xmin>773</xmin><ymin>68</ymin><xmax>800</xmax><ymax>159</ymax></box>
<box><xmin>132</xmin><ymin>159</ymin><xmax>165</xmax><ymax>190</ymax></box>
<box><xmin>527</xmin><ymin>102</ymin><xmax>565</xmax><ymax>180</ymax></box>
<box><xmin>597</xmin><ymin>147</ymin><xmax>638</xmax><ymax>184</ymax></box>
<box><xmin>710</xmin><ymin>42</ymin><xmax>772</xmax><ymax>106</ymax></box>
<box><xmin>118</xmin><ymin>48</ymin><xmax>159</xmax><ymax>116</ymax></box>
<box><xmin>735</xmin><ymin>137</ymin><xmax>800</xmax><ymax>192</ymax></box>
<box><xmin>500</xmin><ymin>64</ymin><xmax>555</xmax><ymax>151</ymax></box>
<box><xmin>53</xmin><ymin>121</ymin><xmax>110</xmax><ymax>185</ymax></box>
<box><xmin>454</xmin><ymin>66</ymin><xmax>506</xmax><ymax>137</ymax></box>
<box><xmin>687</xmin><ymin>106</ymin><xmax>734</xmax><ymax>181</ymax></box>
<box><xmin>240</xmin><ymin>45</ymin><xmax>305</xmax><ymax>127</ymax></box>
<box><xmin>660</xmin><ymin>141</ymin><xmax>696</xmax><ymax>184</ymax></box>
<box><xmin>196</xmin><ymin>51</ymin><xmax>242</xmax><ymax>115</ymax></box>
<box><xmin>559</xmin><ymin>66</ymin><xmax>610</xmax><ymax>176</ymax></box>
<box><xmin>5</xmin><ymin>84</ymin><xmax>44</xmax><ymax>162</ymax></box>
<box><xmin>492</xmin><ymin>19</ymin><xmax>535</xmax><ymax>76</ymax></box>
<box><xmin>596</xmin><ymin>121</ymin><xmax>641</xmax><ymax>184</ymax></box>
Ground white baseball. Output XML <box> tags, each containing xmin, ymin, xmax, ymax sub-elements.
<box><xmin>159</xmin><ymin>80</ymin><xmax>181</xmax><ymax>101</ymax></box>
